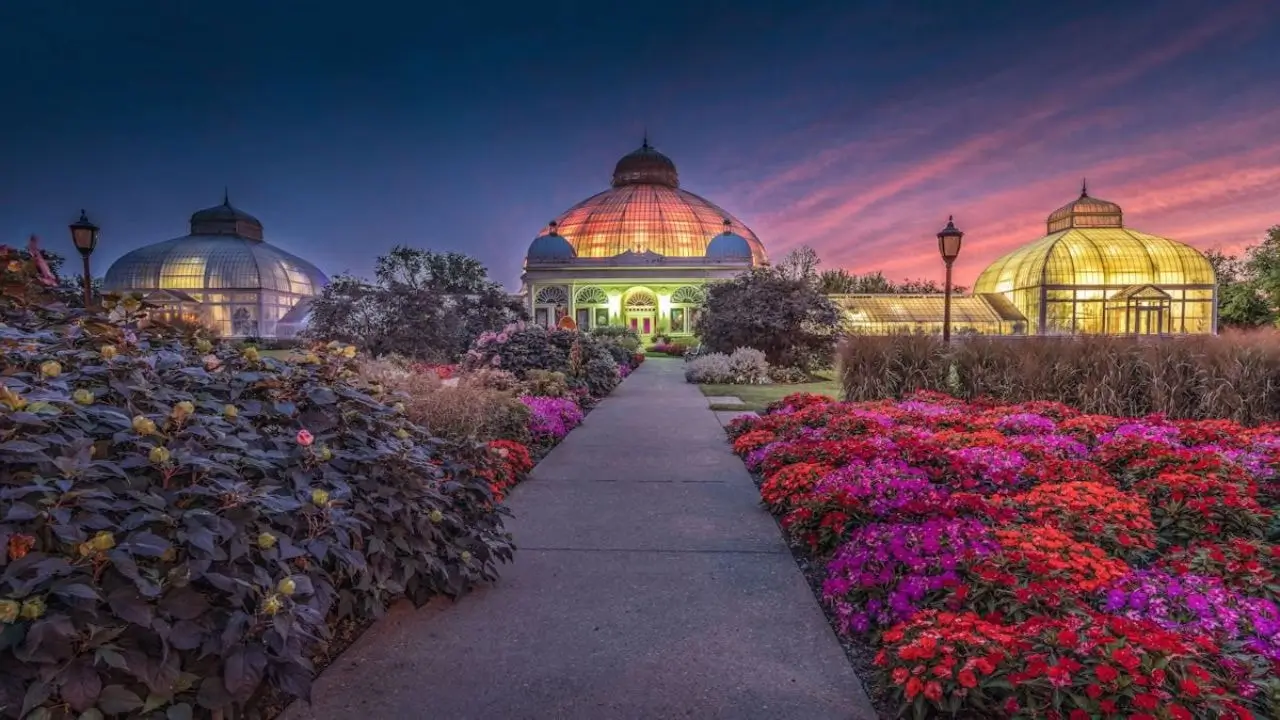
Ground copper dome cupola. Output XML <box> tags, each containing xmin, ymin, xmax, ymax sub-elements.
<box><xmin>611</xmin><ymin>137</ymin><xmax>679</xmax><ymax>188</ymax></box>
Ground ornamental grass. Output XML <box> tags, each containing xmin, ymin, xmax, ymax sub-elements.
<box><xmin>732</xmin><ymin>389</ymin><xmax>1280</xmax><ymax>718</ymax></box>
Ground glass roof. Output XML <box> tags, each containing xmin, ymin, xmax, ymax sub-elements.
<box><xmin>973</xmin><ymin>228</ymin><xmax>1216</xmax><ymax>293</ymax></box>
<box><xmin>833</xmin><ymin>294</ymin><xmax>1027</xmax><ymax>325</ymax></box>
<box><xmin>104</xmin><ymin>235</ymin><xmax>329</xmax><ymax>297</ymax></box>
<box><xmin>538</xmin><ymin>184</ymin><xmax>766</xmax><ymax>262</ymax></box>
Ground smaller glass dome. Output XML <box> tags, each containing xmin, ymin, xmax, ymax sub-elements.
<box><xmin>705</xmin><ymin>221</ymin><xmax>754</xmax><ymax>259</ymax></box>
<box><xmin>527</xmin><ymin>223</ymin><xmax>577</xmax><ymax>260</ymax></box>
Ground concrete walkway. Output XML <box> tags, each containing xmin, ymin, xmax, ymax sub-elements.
<box><xmin>283</xmin><ymin>358</ymin><xmax>874</xmax><ymax>720</ymax></box>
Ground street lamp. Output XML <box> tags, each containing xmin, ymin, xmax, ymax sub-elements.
<box><xmin>69</xmin><ymin>210</ymin><xmax>99</xmax><ymax>308</ymax></box>
<box><xmin>936</xmin><ymin>215</ymin><xmax>964</xmax><ymax>344</ymax></box>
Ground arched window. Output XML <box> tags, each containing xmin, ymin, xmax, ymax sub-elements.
<box><xmin>625</xmin><ymin>290</ymin><xmax>657</xmax><ymax>309</ymax></box>
<box><xmin>533</xmin><ymin>285</ymin><xmax>569</xmax><ymax>327</ymax></box>
<box><xmin>574</xmin><ymin>286</ymin><xmax>610</xmax><ymax>330</ymax></box>
<box><xmin>668</xmin><ymin>285</ymin><xmax>702</xmax><ymax>335</ymax></box>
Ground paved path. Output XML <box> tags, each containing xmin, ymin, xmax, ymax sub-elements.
<box><xmin>283</xmin><ymin>358</ymin><xmax>875</xmax><ymax>720</ymax></box>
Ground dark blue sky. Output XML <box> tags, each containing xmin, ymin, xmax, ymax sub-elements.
<box><xmin>3</xmin><ymin>0</ymin><xmax>1278</xmax><ymax>287</ymax></box>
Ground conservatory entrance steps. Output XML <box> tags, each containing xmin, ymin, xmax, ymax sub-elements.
<box><xmin>282</xmin><ymin>358</ymin><xmax>873</xmax><ymax>720</ymax></box>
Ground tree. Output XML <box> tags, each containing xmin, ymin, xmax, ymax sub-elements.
<box><xmin>696</xmin><ymin>267</ymin><xmax>842</xmax><ymax>370</ymax></box>
<box><xmin>1218</xmin><ymin>282</ymin><xmax>1273</xmax><ymax>328</ymax></box>
<box><xmin>818</xmin><ymin>268</ymin><xmax>858</xmax><ymax>294</ymax></box>
<box><xmin>305</xmin><ymin>246</ymin><xmax>525</xmax><ymax>361</ymax></box>
<box><xmin>776</xmin><ymin>245</ymin><xmax>821</xmax><ymax>284</ymax></box>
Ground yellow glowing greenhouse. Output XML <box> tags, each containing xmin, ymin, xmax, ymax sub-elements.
<box><xmin>971</xmin><ymin>185</ymin><xmax>1217</xmax><ymax>335</ymax></box>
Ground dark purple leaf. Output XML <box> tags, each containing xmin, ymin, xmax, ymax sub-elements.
<box><xmin>119</xmin><ymin>531</ymin><xmax>171</xmax><ymax>558</ymax></box>
<box><xmin>59</xmin><ymin>660</ymin><xmax>102</xmax><ymax>711</ymax></box>
<box><xmin>3</xmin><ymin>502</ymin><xmax>39</xmax><ymax>521</ymax></box>
<box><xmin>21</xmin><ymin>680</ymin><xmax>51</xmax><ymax>718</ymax></box>
<box><xmin>196</xmin><ymin>675</ymin><xmax>233</xmax><ymax>711</ymax></box>
<box><xmin>53</xmin><ymin>582</ymin><xmax>100</xmax><ymax>602</ymax></box>
<box><xmin>168</xmin><ymin>620</ymin><xmax>204</xmax><ymax>651</ymax></box>
<box><xmin>159</xmin><ymin>587</ymin><xmax>208</xmax><ymax>620</ymax></box>
<box><xmin>223</xmin><ymin>645</ymin><xmax>267</xmax><ymax>701</ymax></box>
<box><xmin>0</xmin><ymin>439</ymin><xmax>45</xmax><ymax>453</ymax></box>
<box><xmin>96</xmin><ymin>685</ymin><xmax>143</xmax><ymax>714</ymax></box>
<box><xmin>107</xmin><ymin>588</ymin><xmax>154</xmax><ymax>626</ymax></box>
<box><xmin>166</xmin><ymin>703</ymin><xmax>193</xmax><ymax>720</ymax></box>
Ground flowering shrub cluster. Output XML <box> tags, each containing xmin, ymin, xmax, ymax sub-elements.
<box><xmin>729</xmin><ymin>390</ymin><xmax>1280</xmax><ymax>718</ymax></box>
<box><xmin>0</xmin><ymin>244</ymin><xmax>515</xmax><ymax>717</ymax></box>
<box><xmin>520</xmin><ymin>395</ymin><xmax>584</xmax><ymax>444</ymax></box>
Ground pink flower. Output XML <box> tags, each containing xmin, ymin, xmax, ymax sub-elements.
<box><xmin>296</xmin><ymin>429</ymin><xmax>314</xmax><ymax>446</ymax></box>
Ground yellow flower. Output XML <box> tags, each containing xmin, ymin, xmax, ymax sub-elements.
<box><xmin>132</xmin><ymin>415</ymin><xmax>156</xmax><ymax>435</ymax></box>
<box><xmin>40</xmin><ymin>360</ymin><xmax>62</xmax><ymax>378</ymax></box>
<box><xmin>342</xmin><ymin>345</ymin><xmax>357</xmax><ymax>358</ymax></box>
<box><xmin>100</xmin><ymin>344</ymin><xmax>118</xmax><ymax>360</ymax></box>
<box><xmin>0</xmin><ymin>386</ymin><xmax>27</xmax><ymax>411</ymax></box>
<box><xmin>242</xmin><ymin>346</ymin><xmax>260</xmax><ymax>362</ymax></box>
<box><xmin>393</xmin><ymin>402</ymin><xmax>405</xmax><ymax>414</ymax></box>
<box><xmin>172</xmin><ymin>401</ymin><xmax>195</xmax><ymax>418</ymax></box>
<box><xmin>257</xmin><ymin>532</ymin><xmax>277</xmax><ymax>549</ymax></box>
<box><xmin>20</xmin><ymin>597</ymin><xmax>45</xmax><ymax>620</ymax></box>
<box><xmin>78</xmin><ymin>542</ymin><xmax>95</xmax><ymax>557</ymax></box>
<box><xmin>148</xmin><ymin>446</ymin><xmax>171</xmax><ymax>464</ymax></box>
<box><xmin>311</xmin><ymin>489</ymin><xmax>330</xmax><ymax>506</ymax></box>
<box><xmin>73</xmin><ymin>389</ymin><xmax>95</xmax><ymax>405</ymax></box>
<box><xmin>223</xmin><ymin>404</ymin><xmax>238</xmax><ymax>419</ymax></box>
<box><xmin>121</xmin><ymin>296</ymin><xmax>142</xmax><ymax>312</ymax></box>
<box><xmin>91</xmin><ymin>531</ymin><xmax>115</xmax><ymax>551</ymax></box>
<box><xmin>395</xmin><ymin>428</ymin><xmax>410</xmax><ymax>440</ymax></box>
<box><xmin>195</xmin><ymin>339</ymin><xmax>213</xmax><ymax>353</ymax></box>
<box><xmin>429</xmin><ymin>510</ymin><xmax>444</xmax><ymax>524</ymax></box>
<box><xmin>317</xmin><ymin>445</ymin><xmax>333</xmax><ymax>462</ymax></box>
<box><xmin>0</xmin><ymin>599</ymin><xmax>19</xmax><ymax>624</ymax></box>
<box><xmin>261</xmin><ymin>594</ymin><xmax>283</xmax><ymax>616</ymax></box>
<box><xmin>5</xmin><ymin>260</ymin><xmax>21</xmax><ymax>273</ymax></box>
<box><xmin>277</xmin><ymin>577</ymin><xmax>297</xmax><ymax>596</ymax></box>
<box><xmin>460</xmin><ymin>551</ymin><xmax>472</xmax><ymax>564</ymax></box>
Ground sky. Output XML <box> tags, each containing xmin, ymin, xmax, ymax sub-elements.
<box><xmin>2</xmin><ymin>0</ymin><xmax>1278</xmax><ymax>289</ymax></box>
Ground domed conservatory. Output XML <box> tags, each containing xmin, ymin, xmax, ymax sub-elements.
<box><xmin>520</xmin><ymin>139</ymin><xmax>767</xmax><ymax>337</ymax></box>
<box><xmin>839</xmin><ymin>184</ymin><xmax>1218</xmax><ymax>336</ymax></box>
<box><xmin>103</xmin><ymin>195</ymin><xmax>328</xmax><ymax>339</ymax></box>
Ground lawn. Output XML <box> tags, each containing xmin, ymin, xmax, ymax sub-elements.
<box><xmin>698</xmin><ymin>371</ymin><xmax>841</xmax><ymax>412</ymax></box>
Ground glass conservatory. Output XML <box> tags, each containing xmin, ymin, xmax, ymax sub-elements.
<box><xmin>972</xmin><ymin>184</ymin><xmax>1217</xmax><ymax>335</ymax></box>
<box><xmin>103</xmin><ymin>195</ymin><xmax>328</xmax><ymax>338</ymax></box>
<box><xmin>835</xmin><ymin>294</ymin><xmax>1027</xmax><ymax>335</ymax></box>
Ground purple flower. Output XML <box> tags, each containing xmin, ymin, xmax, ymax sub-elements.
<box><xmin>996</xmin><ymin>412</ymin><xmax>1057</xmax><ymax>435</ymax></box>
<box><xmin>822</xmin><ymin>518</ymin><xmax>996</xmax><ymax>635</ymax></box>
<box><xmin>521</xmin><ymin>395</ymin><xmax>584</xmax><ymax>441</ymax></box>
<box><xmin>1098</xmin><ymin>421</ymin><xmax>1180</xmax><ymax>446</ymax></box>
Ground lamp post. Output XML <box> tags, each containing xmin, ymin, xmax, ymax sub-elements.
<box><xmin>69</xmin><ymin>210</ymin><xmax>100</xmax><ymax>308</ymax></box>
<box><xmin>936</xmin><ymin>215</ymin><xmax>964</xmax><ymax>344</ymax></box>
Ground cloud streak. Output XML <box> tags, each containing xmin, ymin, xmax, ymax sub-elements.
<box><xmin>735</xmin><ymin>0</ymin><xmax>1279</xmax><ymax>284</ymax></box>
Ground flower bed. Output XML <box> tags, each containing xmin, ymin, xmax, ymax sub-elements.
<box><xmin>728</xmin><ymin>391</ymin><xmax>1280</xmax><ymax>718</ymax></box>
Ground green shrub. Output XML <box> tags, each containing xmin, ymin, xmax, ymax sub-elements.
<box><xmin>458</xmin><ymin>367</ymin><xmax>521</xmax><ymax>393</ymax></box>
<box><xmin>590</xmin><ymin>325</ymin><xmax>640</xmax><ymax>352</ymax></box>
<box><xmin>0</xmin><ymin>248</ymin><xmax>513</xmax><ymax>718</ymax></box>
<box><xmin>522</xmin><ymin>369</ymin><xmax>569</xmax><ymax>398</ymax></box>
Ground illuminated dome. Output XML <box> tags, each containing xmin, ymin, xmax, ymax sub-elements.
<box><xmin>973</xmin><ymin>184</ymin><xmax>1216</xmax><ymax>335</ymax></box>
<box><xmin>104</xmin><ymin>195</ymin><xmax>328</xmax><ymax>338</ymax></box>
<box><xmin>535</xmin><ymin>139</ymin><xmax>767</xmax><ymax>262</ymax></box>
<box><xmin>526</xmin><ymin>222</ymin><xmax>577</xmax><ymax>260</ymax></box>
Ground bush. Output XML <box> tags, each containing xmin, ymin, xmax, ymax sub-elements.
<box><xmin>0</xmin><ymin>247</ymin><xmax>514</xmax><ymax>718</ymax></box>
<box><xmin>646</xmin><ymin>341</ymin><xmax>689</xmax><ymax>356</ymax></box>
<box><xmin>464</xmin><ymin>323</ymin><xmax>619</xmax><ymax>399</ymax></box>
<box><xmin>458</xmin><ymin>367</ymin><xmax>521</xmax><ymax>393</ymax></box>
<box><xmin>839</xmin><ymin>332</ymin><xmax>1280</xmax><ymax>423</ymax></box>
<box><xmin>768</xmin><ymin>365</ymin><xmax>810</xmax><ymax>384</ymax></box>
<box><xmin>684</xmin><ymin>348</ymin><xmax>773</xmax><ymax>385</ymax></box>
<box><xmin>697</xmin><ymin>267</ymin><xmax>842</xmax><ymax>370</ymax></box>
<box><xmin>521</xmin><ymin>369</ymin><xmax>570</xmax><ymax>398</ymax></box>
<box><xmin>520</xmin><ymin>396</ymin><xmax>584</xmax><ymax>443</ymax></box>
<box><xmin>590</xmin><ymin>325</ymin><xmax>641</xmax><ymax>352</ymax></box>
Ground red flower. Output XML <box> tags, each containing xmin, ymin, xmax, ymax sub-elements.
<box><xmin>957</xmin><ymin>669</ymin><xmax>977</xmax><ymax>688</ymax></box>
<box><xmin>904</xmin><ymin>677</ymin><xmax>923</xmax><ymax>699</ymax></box>
<box><xmin>296</xmin><ymin>429</ymin><xmax>314</xmax><ymax>446</ymax></box>
<box><xmin>923</xmin><ymin>681</ymin><xmax>943</xmax><ymax>702</ymax></box>
<box><xmin>7</xmin><ymin>534</ymin><xmax>35</xmax><ymax>560</ymax></box>
<box><xmin>1133</xmin><ymin>693</ymin><xmax>1160</xmax><ymax>710</ymax></box>
<box><xmin>1085</xmin><ymin>683</ymin><xmax>1102</xmax><ymax>699</ymax></box>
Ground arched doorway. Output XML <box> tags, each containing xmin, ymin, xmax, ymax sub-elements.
<box><xmin>624</xmin><ymin>289</ymin><xmax>658</xmax><ymax>337</ymax></box>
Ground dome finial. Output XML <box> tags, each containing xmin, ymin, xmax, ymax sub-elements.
<box><xmin>548</xmin><ymin>220</ymin><xmax>558</xmax><ymax>233</ymax></box>
<box><xmin>1081</xmin><ymin>178</ymin><xmax>1088</xmax><ymax>197</ymax></box>
<box><xmin>642</xmin><ymin>127</ymin><xmax>650</xmax><ymax>150</ymax></box>
<box><xmin>223</xmin><ymin>186</ymin><xmax>231</xmax><ymax>206</ymax></box>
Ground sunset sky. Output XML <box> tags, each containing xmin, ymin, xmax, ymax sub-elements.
<box><xmin>2</xmin><ymin>0</ymin><xmax>1277</xmax><ymax>288</ymax></box>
